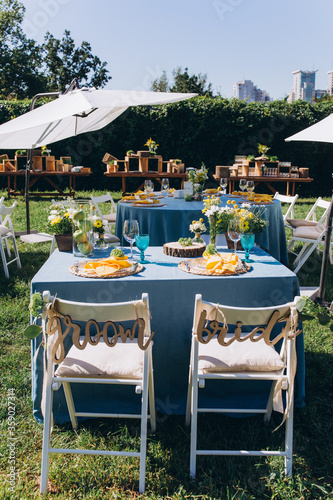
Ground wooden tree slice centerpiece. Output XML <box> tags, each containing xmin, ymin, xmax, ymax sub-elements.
<box><xmin>163</xmin><ymin>241</ymin><xmax>206</xmax><ymax>258</ymax></box>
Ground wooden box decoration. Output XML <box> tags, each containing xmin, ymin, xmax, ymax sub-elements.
<box><xmin>124</xmin><ymin>156</ymin><xmax>140</xmax><ymax>172</ymax></box>
<box><xmin>215</xmin><ymin>166</ymin><xmax>230</xmax><ymax>178</ymax></box>
<box><xmin>107</xmin><ymin>164</ymin><xmax>117</xmax><ymax>173</ymax></box>
<box><xmin>137</xmin><ymin>150</ymin><xmax>150</xmax><ymax>158</ymax></box>
<box><xmin>60</xmin><ymin>157</ymin><xmax>72</xmax><ymax>165</ymax></box>
<box><xmin>32</xmin><ymin>156</ymin><xmax>43</xmax><ymax>171</ymax></box>
<box><xmin>241</xmin><ymin>164</ymin><xmax>249</xmax><ymax>176</ymax></box>
<box><xmin>299</xmin><ymin>168</ymin><xmax>309</xmax><ymax>178</ymax></box>
<box><xmin>56</xmin><ymin>160</ymin><xmax>64</xmax><ymax>172</ymax></box>
<box><xmin>0</xmin><ymin>154</ymin><xmax>9</xmax><ymax>163</ymax></box>
<box><xmin>229</xmin><ymin>166</ymin><xmax>238</xmax><ymax>177</ymax></box>
<box><xmin>45</xmin><ymin>156</ymin><xmax>56</xmax><ymax>172</ymax></box>
<box><xmin>102</xmin><ymin>153</ymin><xmax>118</xmax><ymax>165</ymax></box>
<box><xmin>63</xmin><ymin>164</ymin><xmax>71</xmax><ymax>173</ymax></box>
<box><xmin>4</xmin><ymin>160</ymin><xmax>16</xmax><ymax>171</ymax></box>
<box><xmin>0</xmin><ymin>161</ymin><xmax>5</xmax><ymax>172</ymax></box>
<box><xmin>80</xmin><ymin>167</ymin><xmax>91</xmax><ymax>173</ymax></box>
<box><xmin>168</xmin><ymin>160</ymin><xmax>185</xmax><ymax>174</ymax></box>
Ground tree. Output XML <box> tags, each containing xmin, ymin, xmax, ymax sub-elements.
<box><xmin>151</xmin><ymin>70</ymin><xmax>169</xmax><ymax>92</ymax></box>
<box><xmin>0</xmin><ymin>0</ymin><xmax>44</xmax><ymax>98</ymax></box>
<box><xmin>0</xmin><ymin>0</ymin><xmax>111</xmax><ymax>98</ymax></box>
<box><xmin>42</xmin><ymin>31</ymin><xmax>111</xmax><ymax>92</ymax></box>
<box><xmin>170</xmin><ymin>67</ymin><xmax>213</xmax><ymax>96</ymax></box>
<box><xmin>150</xmin><ymin>67</ymin><xmax>214</xmax><ymax>96</ymax></box>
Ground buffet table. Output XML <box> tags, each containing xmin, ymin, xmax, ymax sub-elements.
<box><xmin>31</xmin><ymin>246</ymin><xmax>304</xmax><ymax>424</ymax></box>
<box><xmin>115</xmin><ymin>196</ymin><xmax>289</xmax><ymax>265</ymax></box>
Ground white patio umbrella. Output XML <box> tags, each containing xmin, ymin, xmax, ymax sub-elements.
<box><xmin>285</xmin><ymin>116</ymin><xmax>333</xmax><ymax>302</ymax></box>
<box><xmin>0</xmin><ymin>84</ymin><xmax>197</xmax><ymax>236</ymax></box>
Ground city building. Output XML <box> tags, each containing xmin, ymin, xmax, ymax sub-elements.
<box><xmin>328</xmin><ymin>71</ymin><xmax>333</xmax><ymax>96</ymax></box>
<box><xmin>233</xmin><ymin>80</ymin><xmax>270</xmax><ymax>102</ymax></box>
<box><xmin>289</xmin><ymin>70</ymin><xmax>317</xmax><ymax>102</ymax></box>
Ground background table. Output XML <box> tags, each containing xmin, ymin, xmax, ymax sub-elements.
<box><xmin>116</xmin><ymin>196</ymin><xmax>289</xmax><ymax>265</ymax></box>
<box><xmin>31</xmin><ymin>246</ymin><xmax>303</xmax><ymax>424</ymax></box>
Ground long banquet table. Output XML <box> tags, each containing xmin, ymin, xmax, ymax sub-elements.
<box><xmin>115</xmin><ymin>196</ymin><xmax>289</xmax><ymax>265</ymax></box>
<box><xmin>31</xmin><ymin>245</ymin><xmax>304</xmax><ymax>424</ymax></box>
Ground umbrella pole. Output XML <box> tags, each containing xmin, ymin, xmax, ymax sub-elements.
<box><xmin>25</xmin><ymin>149</ymin><xmax>32</xmax><ymax>234</ymax></box>
<box><xmin>318</xmin><ymin>195</ymin><xmax>333</xmax><ymax>302</ymax></box>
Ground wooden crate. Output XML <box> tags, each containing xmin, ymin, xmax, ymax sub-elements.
<box><xmin>215</xmin><ymin>166</ymin><xmax>230</xmax><ymax>177</ymax></box>
<box><xmin>45</xmin><ymin>156</ymin><xmax>56</xmax><ymax>172</ymax></box>
<box><xmin>102</xmin><ymin>153</ymin><xmax>118</xmax><ymax>164</ymax></box>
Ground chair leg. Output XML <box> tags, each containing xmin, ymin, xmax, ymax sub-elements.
<box><xmin>293</xmin><ymin>243</ymin><xmax>318</xmax><ymax>273</ymax></box>
<box><xmin>62</xmin><ymin>382</ymin><xmax>78</xmax><ymax>430</ymax></box>
<box><xmin>40</xmin><ymin>379</ymin><xmax>54</xmax><ymax>493</ymax></box>
<box><xmin>264</xmin><ymin>380</ymin><xmax>276</xmax><ymax>422</ymax></box>
<box><xmin>190</xmin><ymin>342</ymin><xmax>199</xmax><ymax>479</ymax></box>
<box><xmin>148</xmin><ymin>353</ymin><xmax>156</xmax><ymax>433</ymax></box>
<box><xmin>49</xmin><ymin>235</ymin><xmax>56</xmax><ymax>255</ymax></box>
<box><xmin>285</xmin><ymin>396</ymin><xmax>294</xmax><ymax>476</ymax></box>
<box><xmin>186</xmin><ymin>341</ymin><xmax>194</xmax><ymax>427</ymax></box>
<box><xmin>0</xmin><ymin>240</ymin><xmax>9</xmax><ymax>278</ymax></box>
<box><xmin>139</xmin><ymin>352</ymin><xmax>149</xmax><ymax>494</ymax></box>
<box><xmin>11</xmin><ymin>234</ymin><xmax>21</xmax><ymax>270</ymax></box>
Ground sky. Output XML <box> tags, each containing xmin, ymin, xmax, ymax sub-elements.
<box><xmin>20</xmin><ymin>0</ymin><xmax>333</xmax><ymax>100</ymax></box>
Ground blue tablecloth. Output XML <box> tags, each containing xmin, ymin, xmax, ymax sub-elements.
<box><xmin>115</xmin><ymin>196</ymin><xmax>288</xmax><ymax>265</ymax></box>
<box><xmin>31</xmin><ymin>245</ymin><xmax>303</xmax><ymax>424</ymax></box>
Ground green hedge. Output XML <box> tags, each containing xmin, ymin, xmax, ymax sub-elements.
<box><xmin>1</xmin><ymin>97</ymin><xmax>333</xmax><ymax>196</ymax></box>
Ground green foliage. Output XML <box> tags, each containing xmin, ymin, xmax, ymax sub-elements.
<box><xmin>151</xmin><ymin>67</ymin><xmax>214</xmax><ymax>96</ymax></box>
<box><xmin>178</xmin><ymin>237</ymin><xmax>193</xmax><ymax>246</ymax></box>
<box><xmin>110</xmin><ymin>248</ymin><xmax>125</xmax><ymax>258</ymax></box>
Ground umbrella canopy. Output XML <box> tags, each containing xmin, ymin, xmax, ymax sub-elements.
<box><xmin>285</xmin><ymin>113</ymin><xmax>333</xmax><ymax>143</ymax></box>
<box><xmin>0</xmin><ymin>88</ymin><xmax>197</xmax><ymax>149</ymax></box>
<box><xmin>285</xmin><ymin>115</ymin><xmax>333</xmax><ymax>302</ymax></box>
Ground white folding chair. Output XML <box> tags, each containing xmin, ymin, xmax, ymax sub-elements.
<box><xmin>186</xmin><ymin>294</ymin><xmax>299</xmax><ymax>479</ymax></box>
<box><xmin>90</xmin><ymin>192</ymin><xmax>120</xmax><ymax>245</ymax></box>
<box><xmin>40</xmin><ymin>292</ymin><xmax>155</xmax><ymax>494</ymax></box>
<box><xmin>0</xmin><ymin>201</ymin><xmax>22</xmax><ymax>278</ymax></box>
<box><xmin>286</xmin><ymin>197</ymin><xmax>330</xmax><ymax>230</ymax></box>
<box><xmin>274</xmin><ymin>192</ymin><xmax>298</xmax><ymax>223</ymax></box>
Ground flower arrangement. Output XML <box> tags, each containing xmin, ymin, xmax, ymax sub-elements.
<box><xmin>189</xmin><ymin>218</ymin><xmax>207</xmax><ymax>243</ymax></box>
<box><xmin>47</xmin><ymin>199</ymin><xmax>76</xmax><ymax>235</ymax></box>
<box><xmin>188</xmin><ymin>163</ymin><xmax>208</xmax><ymax>188</ymax></box>
<box><xmin>41</xmin><ymin>145</ymin><xmax>51</xmax><ymax>156</ymax></box>
<box><xmin>144</xmin><ymin>137</ymin><xmax>159</xmax><ymax>155</ymax></box>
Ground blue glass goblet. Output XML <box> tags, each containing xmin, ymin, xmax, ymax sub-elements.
<box><xmin>135</xmin><ymin>234</ymin><xmax>150</xmax><ymax>263</ymax></box>
<box><xmin>240</xmin><ymin>233</ymin><xmax>255</xmax><ymax>263</ymax></box>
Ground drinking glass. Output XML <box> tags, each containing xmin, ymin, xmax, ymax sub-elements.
<box><xmin>123</xmin><ymin>219</ymin><xmax>139</xmax><ymax>259</ymax></box>
<box><xmin>240</xmin><ymin>233</ymin><xmax>255</xmax><ymax>263</ymax></box>
<box><xmin>228</xmin><ymin>220</ymin><xmax>241</xmax><ymax>255</ymax></box>
<box><xmin>220</xmin><ymin>177</ymin><xmax>228</xmax><ymax>194</ymax></box>
<box><xmin>246</xmin><ymin>180</ymin><xmax>254</xmax><ymax>193</ymax></box>
<box><xmin>144</xmin><ymin>180</ymin><xmax>154</xmax><ymax>194</ymax></box>
<box><xmin>161</xmin><ymin>178</ymin><xmax>169</xmax><ymax>201</ymax></box>
<box><xmin>135</xmin><ymin>234</ymin><xmax>150</xmax><ymax>263</ymax></box>
<box><xmin>239</xmin><ymin>179</ymin><xmax>247</xmax><ymax>192</ymax></box>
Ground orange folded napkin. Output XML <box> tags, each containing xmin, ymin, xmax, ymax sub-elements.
<box><xmin>204</xmin><ymin>252</ymin><xmax>238</xmax><ymax>274</ymax></box>
<box><xmin>84</xmin><ymin>256</ymin><xmax>132</xmax><ymax>276</ymax></box>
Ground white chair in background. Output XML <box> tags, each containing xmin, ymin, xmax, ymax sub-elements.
<box><xmin>186</xmin><ymin>294</ymin><xmax>299</xmax><ymax>479</ymax></box>
<box><xmin>286</xmin><ymin>197</ymin><xmax>330</xmax><ymax>231</ymax></box>
<box><xmin>0</xmin><ymin>201</ymin><xmax>22</xmax><ymax>278</ymax></box>
<box><xmin>40</xmin><ymin>292</ymin><xmax>155</xmax><ymax>495</ymax></box>
<box><xmin>274</xmin><ymin>192</ymin><xmax>299</xmax><ymax>224</ymax></box>
<box><xmin>90</xmin><ymin>192</ymin><xmax>120</xmax><ymax>245</ymax></box>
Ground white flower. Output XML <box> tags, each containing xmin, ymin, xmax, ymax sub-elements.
<box><xmin>205</xmin><ymin>205</ymin><xmax>221</xmax><ymax>217</ymax></box>
<box><xmin>241</xmin><ymin>203</ymin><xmax>251</xmax><ymax>208</ymax></box>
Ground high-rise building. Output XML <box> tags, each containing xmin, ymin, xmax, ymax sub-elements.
<box><xmin>328</xmin><ymin>71</ymin><xmax>333</xmax><ymax>96</ymax></box>
<box><xmin>291</xmin><ymin>70</ymin><xmax>317</xmax><ymax>102</ymax></box>
<box><xmin>233</xmin><ymin>80</ymin><xmax>270</xmax><ymax>102</ymax></box>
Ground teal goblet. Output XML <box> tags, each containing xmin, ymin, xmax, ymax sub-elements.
<box><xmin>240</xmin><ymin>233</ymin><xmax>255</xmax><ymax>263</ymax></box>
<box><xmin>135</xmin><ymin>234</ymin><xmax>150</xmax><ymax>263</ymax></box>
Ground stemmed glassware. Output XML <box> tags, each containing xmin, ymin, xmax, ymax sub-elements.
<box><xmin>161</xmin><ymin>178</ymin><xmax>169</xmax><ymax>202</ymax></box>
<box><xmin>135</xmin><ymin>234</ymin><xmax>150</xmax><ymax>263</ymax></box>
<box><xmin>246</xmin><ymin>180</ymin><xmax>254</xmax><ymax>193</ymax></box>
<box><xmin>239</xmin><ymin>179</ymin><xmax>247</xmax><ymax>192</ymax></box>
<box><xmin>144</xmin><ymin>180</ymin><xmax>154</xmax><ymax>194</ymax></box>
<box><xmin>220</xmin><ymin>178</ymin><xmax>228</xmax><ymax>194</ymax></box>
<box><xmin>240</xmin><ymin>233</ymin><xmax>255</xmax><ymax>263</ymax></box>
<box><xmin>123</xmin><ymin>219</ymin><xmax>139</xmax><ymax>259</ymax></box>
<box><xmin>228</xmin><ymin>219</ymin><xmax>241</xmax><ymax>256</ymax></box>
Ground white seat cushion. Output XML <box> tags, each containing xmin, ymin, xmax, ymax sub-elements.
<box><xmin>293</xmin><ymin>223</ymin><xmax>325</xmax><ymax>240</ymax></box>
<box><xmin>198</xmin><ymin>337</ymin><xmax>284</xmax><ymax>373</ymax></box>
<box><xmin>55</xmin><ymin>339</ymin><xmax>144</xmax><ymax>379</ymax></box>
<box><xmin>0</xmin><ymin>225</ymin><xmax>10</xmax><ymax>236</ymax></box>
<box><xmin>286</xmin><ymin>218</ymin><xmax>318</xmax><ymax>228</ymax></box>
<box><xmin>104</xmin><ymin>213</ymin><xmax>117</xmax><ymax>223</ymax></box>
<box><xmin>104</xmin><ymin>233</ymin><xmax>120</xmax><ymax>243</ymax></box>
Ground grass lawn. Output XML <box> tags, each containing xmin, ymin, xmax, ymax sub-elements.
<box><xmin>0</xmin><ymin>191</ymin><xmax>332</xmax><ymax>499</ymax></box>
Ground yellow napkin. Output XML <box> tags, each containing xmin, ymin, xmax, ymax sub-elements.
<box><xmin>121</xmin><ymin>195</ymin><xmax>136</xmax><ymax>201</ymax></box>
<box><xmin>203</xmin><ymin>252</ymin><xmax>238</xmax><ymax>274</ymax></box>
<box><xmin>132</xmin><ymin>199</ymin><xmax>160</xmax><ymax>205</ymax></box>
<box><xmin>247</xmin><ymin>193</ymin><xmax>273</xmax><ymax>204</ymax></box>
<box><xmin>205</xmin><ymin>188</ymin><xmax>221</xmax><ymax>194</ymax></box>
<box><xmin>84</xmin><ymin>256</ymin><xmax>132</xmax><ymax>276</ymax></box>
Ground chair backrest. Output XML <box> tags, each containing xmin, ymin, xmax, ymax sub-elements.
<box><xmin>274</xmin><ymin>192</ymin><xmax>298</xmax><ymax>221</ymax></box>
<box><xmin>192</xmin><ymin>294</ymin><xmax>297</xmax><ymax>349</ymax></box>
<box><xmin>90</xmin><ymin>192</ymin><xmax>117</xmax><ymax>218</ymax></box>
<box><xmin>305</xmin><ymin>197</ymin><xmax>330</xmax><ymax>224</ymax></box>
<box><xmin>0</xmin><ymin>201</ymin><xmax>17</xmax><ymax>233</ymax></box>
<box><xmin>43</xmin><ymin>291</ymin><xmax>152</xmax><ymax>363</ymax></box>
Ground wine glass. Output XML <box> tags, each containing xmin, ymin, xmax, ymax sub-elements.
<box><xmin>220</xmin><ymin>178</ymin><xmax>228</xmax><ymax>194</ymax></box>
<box><xmin>135</xmin><ymin>234</ymin><xmax>150</xmax><ymax>263</ymax></box>
<box><xmin>246</xmin><ymin>180</ymin><xmax>254</xmax><ymax>193</ymax></box>
<box><xmin>144</xmin><ymin>180</ymin><xmax>154</xmax><ymax>194</ymax></box>
<box><xmin>161</xmin><ymin>178</ymin><xmax>169</xmax><ymax>201</ymax></box>
<box><xmin>123</xmin><ymin>219</ymin><xmax>139</xmax><ymax>259</ymax></box>
<box><xmin>228</xmin><ymin>219</ymin><xmax>241</xmax><ymax>256</ymax></box>
<box><xmin>239</xmin><ymin>179</ymin><xmax>247</xmax><ymax>192</ymax></box>
<box><xmin>240</xmin><ymin>233</ymin><xmax>255</xmax><ymax>263</ymax></box>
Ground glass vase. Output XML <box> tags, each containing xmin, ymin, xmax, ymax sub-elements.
<box><xmin>94</xmin><ymin>233</ymin><xmax>108</xmax><ymax>250</ymax></box>
<box><xmin>72</xmin><ymin>202</ymin><xmax>94</xmax><ymax>257</ymax></box>
<box><xmin>209</xmin><ymin>215</ymin><xmax>217</xmax><ymax>247</ymax></box>
<box><xmin>193</xmin><ymin>232</ymin><xmax>204</xmax><ymax>244</ymax></box>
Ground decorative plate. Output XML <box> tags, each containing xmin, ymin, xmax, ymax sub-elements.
<box><xmin>178</xmin><ymin>257</ymin><xmax>251</xmax><ymax>276</ymax></box>
<box><xmin>69</xmin><ymin>261</ymin><xmax>143</xmax><ymax>278</ymax></box>
<box><xmin>130</xmin><ymin>202</ymin><xmax>166</xmax><ymax>208</ymax></box>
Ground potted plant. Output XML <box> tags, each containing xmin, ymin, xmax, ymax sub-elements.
<box><xmin>126</xmin><ymin>150</ymin><xmax>135</xmax><ymax>157</ymax></box>
<box><xmin>47</xmin><ymin>200</ymin><xmax>76</xmax><ymax>252</ymax></box>
<box><xmin>144</xmin><ymin>137</ymin><xmax>159</xmax><ymax>155</ymax></box>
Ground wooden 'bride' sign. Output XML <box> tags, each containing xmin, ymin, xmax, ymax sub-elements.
<box><xmin>47</xmin><ymin>314</ymin><xmax>154</xmax><ymax>363</ymax></box>
<box><xmin>196</xmin><ymin>309</ymin><xmax>300</xmax><ymax>346</ymax></box>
